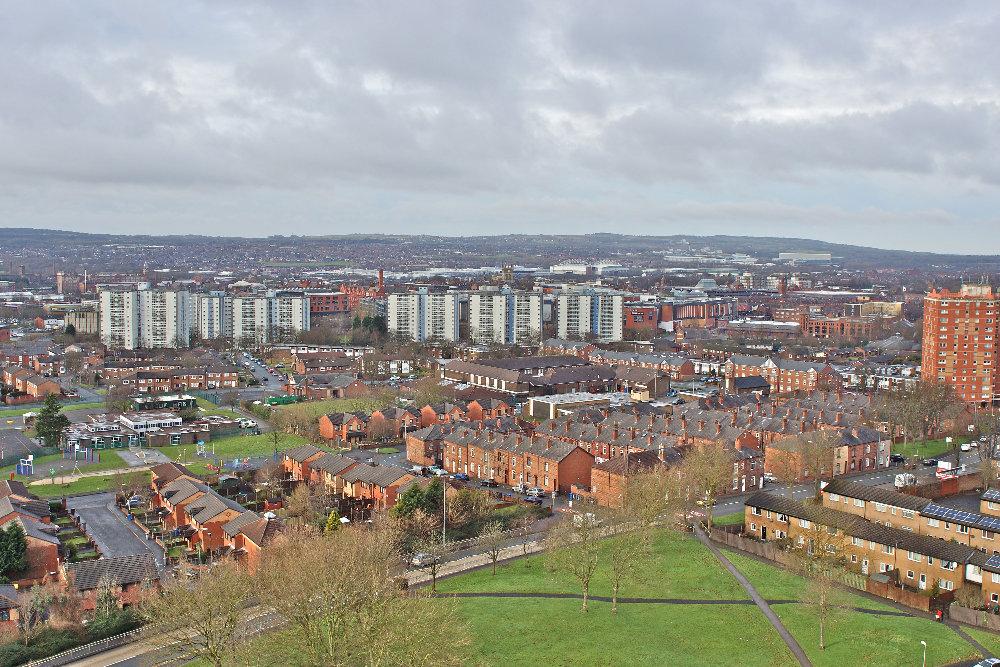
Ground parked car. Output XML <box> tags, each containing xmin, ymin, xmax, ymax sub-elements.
<box><xmin>512</xmin><ymin>482</ymin><xmax>529</xmax><ymax>493</ymax></box>
<box><xmin>411</xmin><ymin>465</ymin><xmax>426</xmax><ymax>475</ymax></box>
<box><xmin>961</xmin><ymin>442</ymin><xmax>972</xmax><ymax>452</ymax></box>
<box><xmin>889</xmin><ymin>453</ymin><xmax>906</xmax><ymax>464</ymax></box>
<box><xmin>451</xmin><ymin>473</ymin><xmax>470</xmax><ymax>481</ymax></box>
<box><xmin>410</xmin><ymin>552</ymin><xmax>440</xmax><ymax>567</ymax></box>
<box><xmin>523</xmin><ymin>496</ymin><xmax>543</xmax><ymax>505</ymax></box>
<box><xmin>479</xmin><ymin>479</ymin><xmax>499</xmax><ymax>488</ymax></box>
<box><xmin>762</xmin><ymin>472</ymin><xmax>778</xmax><ymax>484</ymax></box>
<box><xmin>430</xmin><ymin>467</ymin><xmax>448</xmax><ymax>477</ymax></box>
<box><xmin>525</xmin><ymin>487</ymin><xmax>546</xmax><ymax>498</ymax></box>
<box><xmin>922</xmin><ymin>458</ymin><xmax>938</xmax><ymax>466</ymax></box>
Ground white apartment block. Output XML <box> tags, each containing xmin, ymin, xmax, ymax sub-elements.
<box><xmin>196</xmin><ymin>292</ymin><xmax>233</xmax><ymax>340</ymax></box>
<box><xmin>232</xmin><ymin>296</ymin><xmax>272</xmax><ymax>346</ymax></box>
<box><xmin>557</xmin><ymin>290</ymin><xmax>624</xmax><ymax>342</ymax></box>
<box><xmin>388</xmin><ymin>289</ymin><xmax>460</xmax><ymax>342</ymax></box>
<box><xmin>469</xmin><ymin>288</ymin><xmax>543</xmax><ymax>345</ymax></box>
<box><xmin>138</xmin><ymin>289</ymin><xmax>191</xmax><ymax>348</ymax></box>
<box><xmin>271</xmin><ymin>292</ymin><xmax>311</xmax><ymax>340</ymax></box>
<box><xmin>99</xmin><ymin>288</ymin><xmax>139</xmax><ymax>349</ymax></box>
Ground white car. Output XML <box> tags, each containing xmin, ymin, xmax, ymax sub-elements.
<box><xmin>961</xmin><ymin>442</ymin><xmax>971</xmax><ymax>452</ymax></box>
<box><xmin>525</xmin><ymin>487</ymin><xmax>546</xmax><ymax>498</ymax></box>
<box><xmin>762</xmin><ymin>472</ymin><xmax>778</xmax><ymax>484</ymax></box>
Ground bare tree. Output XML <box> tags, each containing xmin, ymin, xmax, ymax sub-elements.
<box><xmin>253</xmin><ymin>525</ymin><xmax>469</xmax><ymax>666</ymax></box>
<box><xmin>788</xmin><ymin>518</ymin><xmax>848</xmax><ymax>651</ymax></box>
<box><xmin>770</xmin><ymin>430</ymin><xmax>840</xmax><ymax>499</ymax></box>
<box><xmin>545</xmin><ymin>513</ymin><xmax>602</xmax><ymax>612</ymax></box>
<box><xmin>476</xmin><ymin>521</ymin><xmax>506</xmax><ymax>575</ymax></box>
<box><xmin>607</xmin><ymin>528</ymin><xmax>644</xmax><ymax>614</ymax></box>
<box><xmin>683</xmin><ymin>444</ymin><xmax>734</xmax><ymax>529</ymax></box>
<box><xmin>142</xmin><ymin>562</ymin><xmax>253</xmax><ymax>667</ymax></box>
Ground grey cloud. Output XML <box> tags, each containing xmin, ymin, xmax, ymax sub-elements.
<box><xmin>1</xmin><ymin>1</ymin><xmax>1000</xmax><ymax>251</ymax></box>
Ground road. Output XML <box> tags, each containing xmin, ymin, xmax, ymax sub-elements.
<box><xmin>65</xmin><ymin>493</ymin><xmax>166</xmax><ymax>566</ymax></box>
<box><xmin>713</xmin><ymin>450</ymin><xmax>983</xmax><ymax>521</ymax></box>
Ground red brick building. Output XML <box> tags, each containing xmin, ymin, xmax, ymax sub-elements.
<box><xmin>922</xmin><ymin>283</ymin><xmax>1000</xmax><ymax>404</ymax></box>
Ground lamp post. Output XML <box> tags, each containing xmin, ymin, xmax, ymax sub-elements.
<box><xmin>920</xmin><ymin>640</ymin><xmax>926</xmax><ymax>667</ymax></box>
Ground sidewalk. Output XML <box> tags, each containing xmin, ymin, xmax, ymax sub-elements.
<box><xmin>406</xmin><ymin>539</ymin><xmax>544</xmax><ymax>587</ymax></box>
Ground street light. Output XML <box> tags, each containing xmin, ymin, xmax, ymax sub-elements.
<box><xmin>920</xmin><ymin>640</ymin><xmax>926</xmax><ymax>667</ymax></box>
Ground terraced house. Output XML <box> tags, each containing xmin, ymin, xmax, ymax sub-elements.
<box><xmin>745</xmin><ymin>491</ymin><xmax>981</xmax><ymax>594</ymax></box>
<box><xmin>441</xmin><ymin>429</ymin><xmax>594</xmax><ymax>494</ymax></box>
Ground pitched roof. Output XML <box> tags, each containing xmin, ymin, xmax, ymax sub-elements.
<box><xmin>309</xmin><ymin>453</ymin><xmax>357</xmax><ymax>476</ymax></box>
<box><xmin>745</xmin><ymin>492</ymin><xmax>979</xmax><ymax>564</ymax></box>
<box><xmin>821</xmin><ymin>479</ymin><xmax>930</xmax><ymax>512</ymax></box>
<box><xmin>69</xmin><ymin>553</ymin><xmax>159</xmax><ymax>591</ymax></box>
<box><xmin>150</xmin><ymin>461</ymin><xmax>197</xmax><ymax>488</ymax></box>
<box><xmin>282</xmin><ymin>444</ymin><xmax>325</xmax><ymax>462</ymax></box>
<box><xmin>340</xmin><ymin>464</ymin><xmax>411</xmax><ymax>487</ymax></box>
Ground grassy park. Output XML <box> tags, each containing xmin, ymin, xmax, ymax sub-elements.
<box><xmin>892</xmin><ymin>439</ymin><xmax>953</xmax><ymax>459</ymax></box>
<box><xmin>436</xmin><ymin>530</ymin><xmax>987</xmax><ymax>667</ymax></box>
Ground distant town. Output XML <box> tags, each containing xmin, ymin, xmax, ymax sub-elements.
<box><xmin>2</xmin><ymin>229</ymin><xmax>1000</xmax><ymax>665</ymax></box>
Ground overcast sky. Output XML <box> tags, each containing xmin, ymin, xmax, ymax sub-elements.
<box><xmin>2</xmin><ymin>1</ymin><xmax>1000</xmax><ymax>253</ymax></box>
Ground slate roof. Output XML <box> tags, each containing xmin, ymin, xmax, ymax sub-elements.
<box><xmin>821</xmin><ymin>479</ymin><xmax>931</xmax><ymax>512</ymax></box>
<box><xmin>150</xmin><ymin>461</ymin><xmax>197</xmax><ymax>488</ymax></box>
<box><xmin>309</xmin><ymin>453</ymin><xmax>357</xmax><ymax>476</ymax></box>
<box><xmin>340</xmin><ymin>464</ymin><xmax>411</xmax><ymax>487</ymax></box>
<box><xmin>745</xmin><ymin>492</ymin><xmax>981</xmax><ymax>564</ymax></box>
<box><xmin>282</xmin><ymin>444</ymin><xmax>325</xmax><ymax>462</ymax></box>
<box><xmin>69</xmin><ymin>553</ymin><xmax>159</xmax><ymax>591</ymax></box>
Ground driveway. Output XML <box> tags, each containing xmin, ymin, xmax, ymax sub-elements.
<box><xmin>66</xmin><ymin>493</ymin><xmax>165</xmax><ymax>567</ymax></box>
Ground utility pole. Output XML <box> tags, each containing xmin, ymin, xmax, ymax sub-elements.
<box><xmin>442</xmin><ymin>478</ymin><xmax>447</xmax><ymax>544</ymax></box>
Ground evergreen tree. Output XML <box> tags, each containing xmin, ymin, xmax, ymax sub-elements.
<box><xmin>0</xmin><ymin>522</ymin><xmax>28</xmax><ymax>581</ymax></box>
<box><xmin>324</xmin><ymin>509</ymin><xmax>341</xmax><ymax>533</ymax></box>
<box><xmin>64</xmin><ymin>323</ymin><xmax>76</xmax><ymax>337</ymax></box>
<box><xmin>391</xmin><ymin>484</ymin><xmax>426</xmax><ymax>519</ymax></box>
<box><xmin>35</xmin><ymin>393</ymin><xmax>70</xmax><ymax>448</ymax></box>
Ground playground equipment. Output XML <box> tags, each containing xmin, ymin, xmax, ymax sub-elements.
<box><xmin>195</xmin><ymin>441</ymin><xmax>215</xmax><ymax>457</ymax></box>
<box><xmin>64</xmin><ymin>445</ymin><xmax>99</xmax><ymax>463</ymax></box>
<box><xmin>15</xmin><ymin>455</ymin><xmax>33</xmax><ymax>476</ymax></box>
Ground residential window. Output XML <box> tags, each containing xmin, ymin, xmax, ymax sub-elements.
<box><xmin>882</xmin><ymin>545</ymin><xmax>894</xmax><ymax>555</ymax></box>
<box><xmin>959</xmin><ymin>525</ymin><xmax>970</xmax><ymax>535</ymax></box>
<box><xmin>854</xmin><ymin>498</ymin><xmax>864</xmax><ymax>508</ymax></box>
<box><xmin>940</xmin><ymin>580</ymin><xmax>955</xmax><ymax>591</ymax></box>
<box><xmin>852</xmin><ymin>537</ymin><xmax>863</xmax><ymax>547</ymax></box>
<box><xmin>751</xmin><ymin>507</ymin><xmax>762</xmax><ymax>516</ymax></box>
<box><xmin>907</xmin><ymin>551</ymin><xmax>920</xmax><ymax>562</ymax></box>
<box><xmin>750</xmin><ymin>523</ymin><xmax>757</xmax><ymax>532</ymax></box>
<box><xmin>927</xmin><ymin>518</ymin><xmax>940</xmax><ymax>528</ymax></box>
<box><xmin>985</xmin><ymin>530</ymin><xmax>996</xmax><ymax>541</ymax></box>
<box><xmin>798</xmin><ymin>519</ymin><xmax>811</xmax><ymax>528</ymax></box>
<box><xmin>906</xmin><ymin>570</ymin><xmax>914</xmax><ymax>580</ymax></box>
<box><xmin>901</xmin><ymin>509</ymin><xmax>914</xmax><ymax>519</ymax></box>
<box><xmin>874</xmin><ymin>502</ymin><xmax>887</xmax><ymax>512</ymax></box>
<box><xmin>828</xmin><ymin>493</ymin><xmax>840</xmax><ymax>502</ymax></box>
<box><xmin>992</xmin><ymin>573</ymin><xmax>1000</xmax><ymax>584</ymax></box>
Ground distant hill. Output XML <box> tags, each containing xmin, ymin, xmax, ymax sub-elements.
<box><xmin>0</xmin><ymin>227</ymin><xmax>997</xmax><ymax>270</ymax></box>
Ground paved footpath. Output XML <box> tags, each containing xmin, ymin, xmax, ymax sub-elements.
<box><xmin>694</xmin><ymin>524</ymin><xmax>812</xmax><ymax>667</ymax></box>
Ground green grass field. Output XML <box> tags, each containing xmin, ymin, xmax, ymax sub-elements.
<box><xmin>29</xmin><ymin>472</ymin><xmax>151</xmax><ymax>498</ymax></box>
<box><xmin>893</xmin><ymin>439</ymin><xmax>954</xmax><ymax>459</ymax></box>
<box><xmin>712</xmin><ymin>512</ymin><xmax>745</xmax><ymax>527</ymax></box>
<box><xmin>0</xmin><ymin>401</ymin><xmax>105</xmax><ymax>419</ymax></box>
<box><xmin>274</xmin><ymin>397</ymin><xmax>392</xmax><ymax>421</ymax></box>
<box><xmin>437</xmin><ymin>530</ymin><xmax>988</xmax><ymax>667</ymax></box>
<box><xmin>150</xmin><ymin>433</ymin><xmax>311</xmax><ymax>474</ymax></box>
<box><xmin>1</xmin><ymin>450</ymin><xmax>129</xmax><ymax>480</ymax></box>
